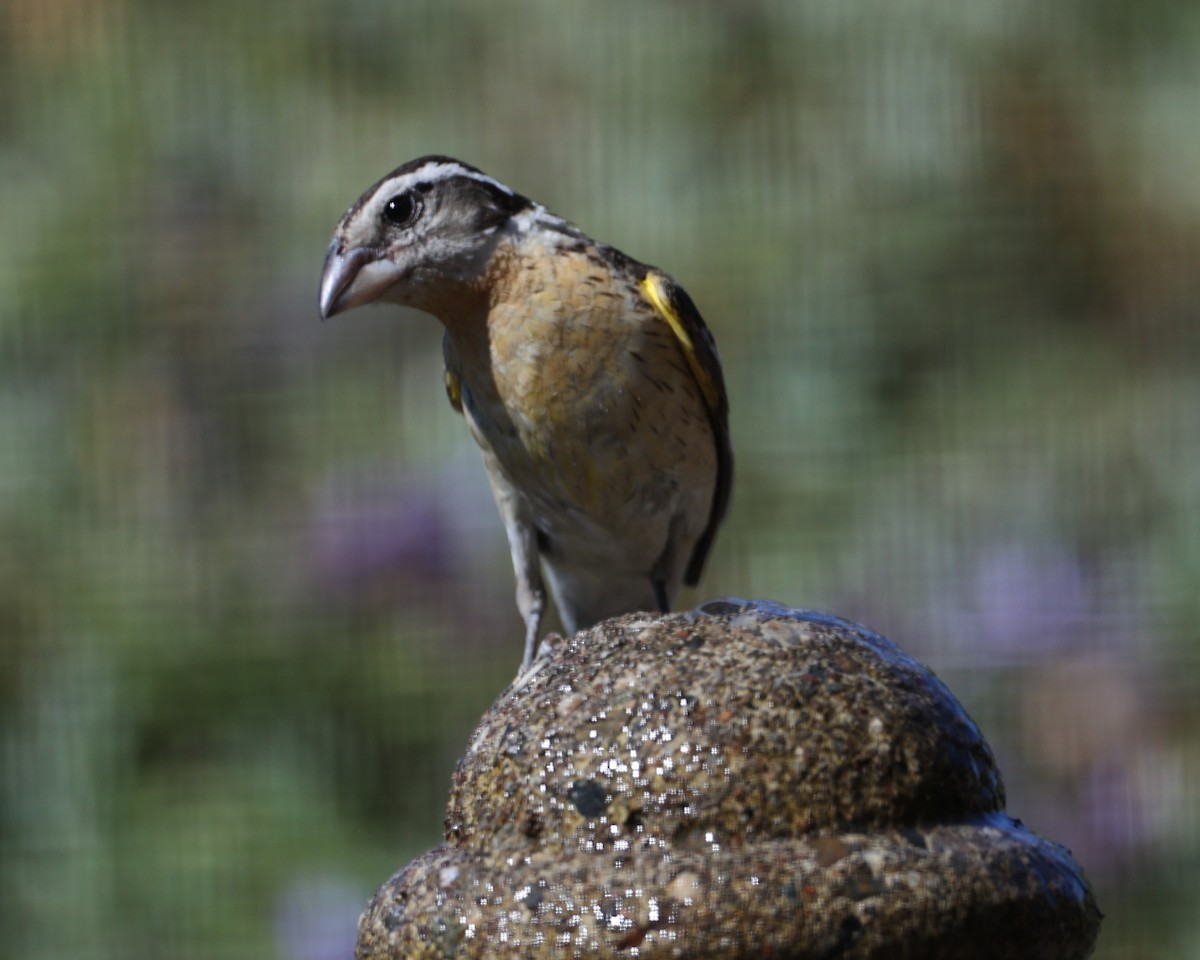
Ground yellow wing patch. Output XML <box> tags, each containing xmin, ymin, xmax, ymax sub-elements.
<box><xmin>638</xmin><ymin>269</ymin><xmax>733</xmax><ymax>586</ymax></box>
<box><xmin>640</xmin><ymin>272</ymin><xmax>721</xmax><ymax>411</ymax></box>
<box><xmin>444</xmin><ymin>368</ymin><xmax>463</xmax><ymax>413</ymax></box>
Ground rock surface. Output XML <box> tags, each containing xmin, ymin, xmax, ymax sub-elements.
<box><xmin>356</xmin><ymin>599</ymin><xmax>1101</xmax><ymax>959</ymax></box>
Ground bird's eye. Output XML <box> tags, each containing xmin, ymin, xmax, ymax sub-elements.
<box><xmin>382</xmin><ymin>192</ymin><xmax>420</xmax><ymax>228</ymax></box>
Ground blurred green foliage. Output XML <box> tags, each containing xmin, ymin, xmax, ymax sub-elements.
<box><xmin>1</xmin><ymin>1</ymin><xmax>1198</xmax><ymax>957</ymax></box>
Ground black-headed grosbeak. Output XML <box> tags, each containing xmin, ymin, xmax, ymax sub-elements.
<box><xmin>319</xmin><ymin>156</ymin><xmax>732</xmax><ymax>669</ymax></box>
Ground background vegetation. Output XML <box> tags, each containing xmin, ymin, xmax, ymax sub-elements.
<box><xmin>2</xmin><ymin>1</ymin><xmax>1198</xmax><ymax>957</ymax></box>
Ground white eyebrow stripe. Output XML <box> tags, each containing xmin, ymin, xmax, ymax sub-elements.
<box><xmin>378</xmin><ymin>162</ymin><xmax>516</xmax><ymax>199</ymax></box>
<box><xmin>511</xmin><ymin>203</ymin><xmax>571</xmax><ymax>233</ymax></box>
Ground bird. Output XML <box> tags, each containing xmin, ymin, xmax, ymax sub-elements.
<box><xmin>319</xmin><ymin>156</ymin><xmax>732</xmax><ymax>669</ymax></box>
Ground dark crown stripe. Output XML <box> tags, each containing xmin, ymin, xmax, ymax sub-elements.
<box><xmin>344</xmin><ymin>156</ymin><xmax>533</xmax><ymax>224</ymax></box>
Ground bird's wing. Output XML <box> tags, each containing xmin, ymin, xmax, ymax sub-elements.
<box><xmin>640</xmin><ymin>271</ymin><xmax>734</xmax><ymax>585</ymax></box>
<box><xmin>444</xmin><ymin>368</ymin><xmax>464</xmax><ymax>414</ymax></box>
<box><xmin>442</xmin><ymin>332</ymin><xmax>465</xmax><ymax>414</ymax></box>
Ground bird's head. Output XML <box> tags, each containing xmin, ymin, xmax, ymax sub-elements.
<box><xmin>319</xmin><ymin>156</ymin><xmax>536</xmax><ymax>320</ymax></box>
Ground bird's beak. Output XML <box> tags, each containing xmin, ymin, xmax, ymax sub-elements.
<box><xmin>318</xmin><ymin>241</ymin><xmax>405</xmax><ymax>319</ymax></box>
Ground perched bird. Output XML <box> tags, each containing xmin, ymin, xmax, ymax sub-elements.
<box><xmin>319</xmin><ymin>156</ymin><xmax>732</xmax><ymax>668</ymax></box>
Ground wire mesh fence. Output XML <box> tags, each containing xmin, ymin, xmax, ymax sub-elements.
<box><xmin>1</xmin><ymin>1</ymin><xmax>1198</xmax><ymax>957</ymax></box>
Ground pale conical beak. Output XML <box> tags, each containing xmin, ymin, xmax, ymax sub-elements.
<box><xmin>318</xmin><ymin>241</ymin><xmax>404</xmax><ymax>319</ymax></box>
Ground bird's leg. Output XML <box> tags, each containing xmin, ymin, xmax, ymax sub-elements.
<box><xmin>516</xmin><ymin>540</ymin><xmax>549</xmax><ymax>667</ymax></box>
<box><xmin>650</xmin><ymin>522</ymin><xmax>682</xmax><ymax>614</ymax></box>
<box><xmin>475</xmin><ymin>448</ymin><xmax>547</xmax><ymax>671</ymax></box>
<box><xmin>523</xmin><ymin>595</ymin><xmax>547</xmax><ymax>672</ymax></box>
<box><xmin>499</xmin><ymin>501</ymin><xmax>547</xmax><ymax>667</ymax></box>
<box><xmin>652</xmin><ymin>578</ymin><xmax>670</xmax><ymax>614</ymax></box>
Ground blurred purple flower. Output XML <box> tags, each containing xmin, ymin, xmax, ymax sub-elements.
<box><xmin>273</xmin><ymin>873</ymin><xmax>364</xmax><ymax>960</ymax></box>
<box><xmin>967</xmin><ymin>542</ymin><xmax>1094</xmax><ymax>657</ymax></box>
<box><xmin>1016</xmin><ymin>758</ymin><xmax>1155</xmax><ymax>881</ymax></box>
<box><xmin>312</xmin><ymin>478</ymin><xmax>452</xmax><ymax>593</ymax></box>
<box><xmin>308</xmin><ymin>455</ymin><xmax>504</xmax><ymax>602</ymax></box>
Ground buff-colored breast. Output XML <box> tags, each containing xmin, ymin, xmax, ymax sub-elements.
<box><xmin>445</xmin><ymin>238</ymin><xmax>717</xmax><ymax>571</ymax></box>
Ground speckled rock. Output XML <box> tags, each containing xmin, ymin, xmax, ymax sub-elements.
<box><xmin>357</xmin><ymin>599</ymin><xmax>1101</xmax><ymax>959</ymax></box>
